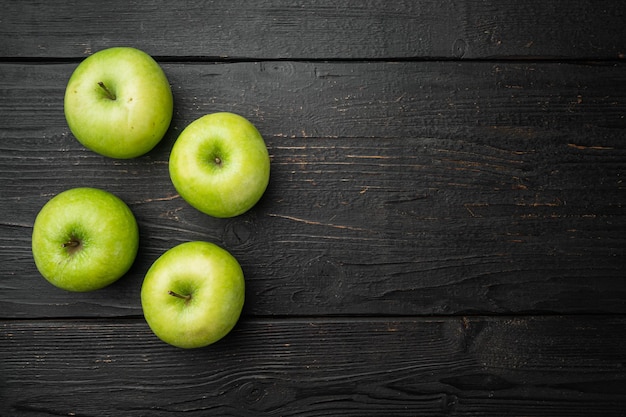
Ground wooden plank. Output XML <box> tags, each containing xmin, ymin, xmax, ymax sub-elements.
<box><xmin>1</xmin><ymin>0</ymin><xmax>625</xmax><ymax>60</ymax></box>
<box><xmin>3</xmin><ymin>61</ymin><xmax>626</xmax><ymax>139</ymax></box>
<box><xmin>1</xmin><ymin>316</ymin><xmax>625</xmax><ymax>416</ymax></box>
<box><xmin>1</xmin><ymin>61</ymin><xmax>625</xmax><ymax>318</ymax></box>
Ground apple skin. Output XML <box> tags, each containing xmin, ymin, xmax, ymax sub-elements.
<box><xmin>64</xmin><ymin>47</ymin><xmax>173</xmax><ymax>159</ymax></box>
<box><xmin>141</xmin><ymin>241</ymin><xmax>245</xmax><ymax>349</ymax></box>
<box><xmin>31</xmin><ymin>187</ymin><xmax>139</xmax><ymax>292</ymax></box>
<box><xmin>169</xmin><ymin>112</ymin><xmax>270</xmax><ymax>218</ymax></box>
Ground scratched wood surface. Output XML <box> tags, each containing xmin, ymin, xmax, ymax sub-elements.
<box><xmin>1</xmin><ymin>1</ymin><xmax>626</xmax><ymax>416</ymax></box>
<box><xmin>2</xmin><ymin>317</ymin><xmax>626</xmax><ymax>416</ymax></box>
<box><xmin>1</xmin><ymin>0</ymin><xmax>625</xmax><ymax>60</ymax></box>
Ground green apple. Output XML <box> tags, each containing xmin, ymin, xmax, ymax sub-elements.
<box><xmin>141</xmin><ymin>241</ymin><xmax>245</xmax><ymax>348</ymax></box>
<box><xmin>169</xmin><ymin>112</ymin><xmax>270</xmax><ymax>218</ymax></box>
<box><xmin>64</xmin><ymin>47</ymin><xmax>173</xmax><ymax>159</ymax></box>
<box><xmin>31</xmin><ymin>187</ymin><xmax>139</xmax><ymax>292</ymax></box>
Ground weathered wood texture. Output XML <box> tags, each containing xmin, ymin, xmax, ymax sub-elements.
<box><xmin>1</xmin><ymin>1</ymin><xmax>625</xmax><ymax>416</ymax></box>
<box><xmin>1</xmin><ymin>0</ymin><xmax>625</xmax><ymax>60</ymax></box>
<box><xmin>2</xmin><ymin>316</ymin><xmax>626</xmax><ymax>416</ymax></box>
<box><xmin>2</xmin><ymin>61</ymin><xmax>625</xmax><ymax>318</ymax></box>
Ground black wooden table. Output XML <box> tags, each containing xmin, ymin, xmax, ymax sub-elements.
<box><xmin>2</xmin><ymin>1</ymin><xmax>626</xmax><ymax>415</ymax></box>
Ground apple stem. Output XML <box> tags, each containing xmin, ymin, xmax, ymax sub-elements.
<box><xmin>168</xmin><ymin>290</ymin><xmax>192</xmax><ymax>301</ymax></box>
<box><xmin>98</xmin><ymin>81</ymin><xmax>116</xmax><ymax>100</ymax></box>
<box><xmin>62</xmin><ymin>240</ymin><xmax>80</xmax><ymax>248</ymax></box>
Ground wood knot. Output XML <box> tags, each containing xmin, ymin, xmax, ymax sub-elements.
<box><xmin>222</xmin><ymin>218</ymin><xmax>257</xmax><ymax>249</ymax></box>
<box><xmin>452</xmin><ymin>39</ymin><xmax>468</xmax><ymax>58</ymax></box>
<box><xmin>292</xmin><ymin>256</ymin><xmax>347</xmax><ymax>307</ymax></box>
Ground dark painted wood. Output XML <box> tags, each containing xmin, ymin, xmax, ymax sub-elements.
<box><xmin>1</xmin><ymin>61</ymin><xmax>625</xmax><ymax>318</ymax></box>
<box><xmin>1</xmin><ymin>1</ymin><xmax>625</xmax><ymax>416</ymax></box>
<box><xmin>2</xmin><ymin>317</ymin><xmax>626</xmax><ymax>416</ymax></box>
<box><xmin>1</xmin><ymin>0</ymin><xmax>625</xmax><ymax>60</ymax></box>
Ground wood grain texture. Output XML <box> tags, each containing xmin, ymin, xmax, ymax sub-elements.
<box><xmin>1</xmin><ymin>0</ymin><xmax>625</xmax><ymax>60</ymax></box>
<box><xmin>2</xmin><ymin>3</ymin><xmax>625</xmax><ymax>415</ymax></box>
<box><xmin>2</xmin><ymin>316</ymin><xmax>625</xmax><ymax>416</ymax></box>
<box><xmin>1</xmin><ymin>61</ymin><xmax>625</xmax><ymax>318</ymax></box>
